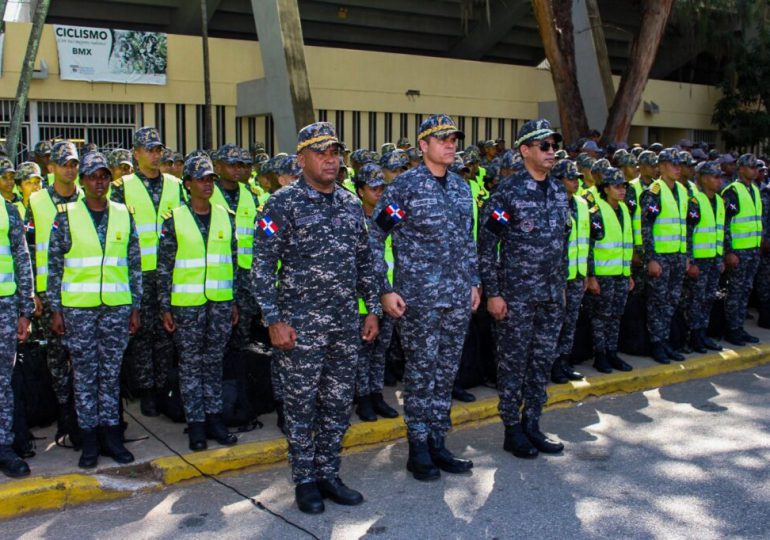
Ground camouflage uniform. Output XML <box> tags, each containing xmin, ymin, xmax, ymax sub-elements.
<box><xmin>26</xmin><ymin>142</ymin><xmax>83</xmax><ymax>406</ymax></box>
<box><xmin>111</xmin><ymin>129</ymin><xmax>180</xmax><ymax>393</ymax></box>
<box><xmin>478</xmin><ymin>149</ymin><xmax>570</xmax><ymax>428</ymax></box>
<box><xmin>755</xmin><ymin>184</ymin><xmax>770</xmax><ymax>318</ymax></box>
<box><xmin>47</xmin><ymin>155</ymin><xmax>143</xmax><ymax>429</ymax></box>
<box><xmin>251</xmin><ymin>123</ymin><xmax>380</xmax><ymax>485</ymax></box>
<box><xmin>369</xmin><ymin>117</ymin><xmax>479</xmax><ymax>444</ymax></box>
<box><xmin>0</xmin><ymin>201</ymin><xmax>35</xmax><ymax>447</ymax></box>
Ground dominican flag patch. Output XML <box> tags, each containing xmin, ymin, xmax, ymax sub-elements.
<box><xmin>492</xmin><ymin>209</ymin><xmax>510</xmax><ymax>224</ymax></box>
<box><xmin>258</xmin><ymin>216</ymin><xmax>279</xmax><ymax>237</ymax></box>
<box><xmin>51</xmin><ymin>220</ymin><xmax>59</xmax><ymax>232</ymax></box>
<box><xmin>25</xmin><ymin>222</ymin><xmax>35</xmax><ymax>233</ymax></box>
<box><xmin>485</xmin><ymin>208</ymin><xmax>510</xmax><ymax>234</ymax></box>
<box><xmin>375</xmin><ymin>203</ymin><xmax>405</xmax><ymax>232</ymax></box>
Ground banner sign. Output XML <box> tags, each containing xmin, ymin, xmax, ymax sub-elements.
<box><xmin>54</xmin><ymin>25</ymin><xmax>167</xmax><ymax>85</ymax></box>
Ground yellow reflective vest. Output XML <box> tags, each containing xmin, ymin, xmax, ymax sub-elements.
<box><xmin>593</xmin><ymin>198</ymin><xmax>633</xmax><ymax>277</ymax></box>
<box><xmin>651</xmin><ymin>179</ymin><xmax>687</xmax><ymax>254</ymax></box>
<box><xmin>723</xmin><ymin>181</ymin><xmax>763</xmax><ymax>250</ymax></box>
<box><xmin>692</xmin><ymin>192</ymin><xmax>725</xmax><ymax>259</ymax></box>
<box><xmin>211</xmin><ymin>183</ymin><xmax>257</xmax><ymax>270</ymax></box>
<box><xmin>0</xmin><ymin>201</ymin><xmax>17</xmax><ymax>297</ymax></box>
<box><xmin>567</xmin><ymin>195</ymin><xmax>590</xmax><ymax>280</ymax></box>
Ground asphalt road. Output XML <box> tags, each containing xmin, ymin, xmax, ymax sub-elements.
<box><xmin>6</xmin><ymin>364</ymin><xmax>770</xmax><ymax>540</ymax></box>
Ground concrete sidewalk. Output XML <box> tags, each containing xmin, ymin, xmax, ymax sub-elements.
<box><xmin>2</xmin><ymin>322</ymin><xmax>770</xmax><ymax>520</ymax></box>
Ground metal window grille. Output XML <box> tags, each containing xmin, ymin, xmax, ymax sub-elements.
<box><xmin>248</xmin><ymin>117</ymin><xmax>255</xmax><ymax>148</ymax></box>
<box><xmin>352</xmin><ymin>111</ymin><xmax>361</xmax><ymax>149</ymax></box>
<box><xmin>155</xmin><ymin>103</ymin><xmax>165</xmax><ymax>142</ymax></box>
<box><xmin>335</xmin><ymin>111</ymin><xmax>345</xmax><ymax>143</ymax></box>
<box><xmin>384</xmin><ymin>112</ymin><xmax>392</xmax><ymax>142</ymax></box>
<box><xmin>400</xmin><ymin>113</ymin><xmax>408</xmax><ymax>138</ymax></box>
<box><xmin>369</xmin><ymin>112</ymin><xmax>377</xmax><ymax>149</ymax></box>
<box><xmin>176</xmin><ymin>104</ymin><xmax>187</xmax><ymax>154</ymax></box>
<box><xmin>216</xmin><ymin>106</ymin><xmax>226</xmax><ymax>147</ymax></box>
<box><xmin>471</xmin><ymin>117</ymin><xmax>479</xmax><ymax>145</ymax></box>
<box><xmin>265</xmin><ymin>116</ymin><xmax>274</xmax><ymax>155</ymax></box>
<box><xmin>36</xmin><ymin>101</ymin><xmax>136</xmax><ymax>151</ymax></box>
<box><xmin>414</xmin><ymin>114</ymin><xmax>423</xmax><ymax>143</ymax></box>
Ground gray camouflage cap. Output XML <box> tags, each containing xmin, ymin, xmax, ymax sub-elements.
<box><xmin>14</xmin><ymin>161</ymin><xmax>42</xmax><ymax>182</ymax></box>
<box><xmin>695</xmin><ymin>160</ymin><xmax>721</xmax><ymax>177</ymax></box>
<box><xmin>737</xmin><ymin>153</ymin><xmax>758</xmax><ymax>168</ymax></box>
<box><xmin>602</xmin><ymin>167</ymin><xmax>626</xmax><ymax>186</ymax></box>
<box><xmin>183</xmin><ymin>155</ymin><xmax>217</xmax><ymax>180</ymax></box>
<box><xmin>108</xmin><ymin>148</ymin><xmax>133</xmax><ymax>169</ymax></box>
<box><xmin>638</xmin><ymin>150</ymin><xmax>659</xmax><ymax>166</ymax></box>
<box><xmin>380</xmin><ymin>149</ymin><xmax>409</xmax><ymax>171</ymax></box>
<box><xmin>216</xmin><ymin>143</ymin><xmax>244</xmax><ymax>164</ymax></box>
<box><xmin>33</xmin><ymin>140</ymin><xmax>52</xmax><ymax>157</ymax></box>
<box><xmin>590</xmin><ymin>158</ymin><xmax>612</xmax><ymax>178</ymax></box>
<box><xmin>381</xmin><ymin>142</ymin><xmax>397</xmax><ymax>155</ymax></box>
<box><xmin>133</xmin><ymin>126</ymin><xmax>164</xmax><ymax>149</ymax></box>
<box><xmin>657</xmin><ymin>148</ymin><xmax>682</xmax><ymax>165</ymax></box>
<box><xmin>576</xmin><ymin>152</ymin><xmax>595</xmax><ymax>170</ymax></box>
<box><xmin>0</xmin><ymin>158</ymin><xmax>15</xmax><ymax>175</ymax></box>
<box><xmin>51</xmin><ymin>141</ymin><xmax>79</xmax><ymax>165</ymax></box>
<box><xmin>79</xmin><ymin>152</ymin><xmax>111</xmax><ymax>176</ymax></box>
<box><xmin>296</xmin><ymin>122</ymin><xmax>343</xmax><ymax>153</ymax></box>
<box><xmin>356</xmin><ymin>162</ymin><xmax>385</xmax><ymax>187</ymax></box>
<box><xmin>551</xmin><ymin>159</ymin><xmax>580</xmax><ymax>180</ymax></box>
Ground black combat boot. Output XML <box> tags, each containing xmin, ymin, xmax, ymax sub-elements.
<box><xmin>503</xmin><ymin>424</ymin><xmax>538</xmax><ymax>458</ymax></box>
<box><xmin>700</xmin><ymin>330</ymin><xmax>722</xmax><ymax>351</ymax></box>
<box><xmin>663</xmin><ymin>342</ymin><xmax>686</xmax><ymax>361</ymax></box>
<box><xmin>428</xmin><ymin>434</ymin><xmax>473</xmax><ymax>473</ymax></box>
<box><xmin>370</xmin><ymin>392</ymin><xmax>399</xmax><ymax>418</ymax></box>
<box><xmin>295</xmin><ymin>481</ymin><xmax>324</xmax><ymax>514</ymax></box>
<box><xmin>317</xmin><ymin>477</ymin><xmax>364</xmax><ymax>506</ymax></box>
<box><xmin>0</xmin><ymin>445</ymin><xmax>30</xmax><ymax>478</ymax></box>
<box><xmin>274</xmin><ymin>400</ymin><xmax>286</xmax><ymax>435</ymax></box>
<box><xmin>606</xmin><ymin>350</ymin><xmax>633</xmax><ymax>371</ymax></box>
<box><xmin>99</xmin><ymin>425</ymin><xmax>134</xmax><ymax>464</ymax></box>
<box><xmin>550</xmin><ymin>359</ymin><xmax>569</xmax><ymax>384</ymax></box>
<box><xmin>355</xmin><ymin>394</ymin><xmax>377</xmax><ymax>422</ymax></box>
<box><xmin>651</xmin><ymin>342</ymin><xmax>671</xmax><ymax>364</ymax></box>
<box><xmin>561</xmin><ymin>356</ymin><xmax>584</xmax><ymax>381</ymax></box>
<box><xmin>140</xmin><ymin>388</ymin><xmax>159</xmax><ymax>417</ymax></box>
<box><xmin>187</xmin><ymin>422</ymin><xmax>207</xmax><ymax>451</ymax></box>
<box><xmin>205</xmin><ymin>414</ymin><xmax>237</xmax><ymax>446</ymax></box>
<box><xmin>406</xmin><ymin>439</ymin><xmax>440</xmax><ymax>481</ymax></box>
<box><xmin>739</xmin><ymin>328</ymin><xmax>760</xmax><ymax>344</ymax></box>
<box><xmin>56</xmin><ymin>400</ymin><xmax>74</xmax><ymax>442</ymax></box>
<box><xmin>758</xmin><ymin>305</ymin><xmax>770</xmax><ymax>329</ymax></box>
<box><xmin>78</xmin><ymin>428</ymin><xmax>100</xmax><ymax>469</ymax></box>
<box><xmin>451</xmin><ymin>383</ymin><xmax>476</xmax><ymax>402</ymax></box>
<box><xmin>592</xmin><ymin>351</ymin><xmax>613</xmax><ymax>373</ymax></box>
<box><xmin>723</xmin><ymin>327</ymin><xmax>746</xmax><ymax>347</ymax></box>
<box><xmin>522</xmin><ymin>417</ymin><xmax>564</xmax><ymax>454</ymax></box>
<box><xmin>688</xmin><ymin>330</ymin><xmax>707</xmax><ymax>354</ymax></box>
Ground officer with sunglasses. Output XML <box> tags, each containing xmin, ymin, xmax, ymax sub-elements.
<box><xmin>479</xmin><ymin>119</ymin><xmax>570</xmax><ymax>459</ymax></box>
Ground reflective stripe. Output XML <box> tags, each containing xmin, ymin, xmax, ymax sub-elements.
<box><xmin>37</xmin><ymin>265</ymin><xmax>48</xmax><ymax>275</ymax></box>
<box><xmin>0</xmin><ymin>246</ymin><xmax>10</xmax><ymax>255</ymax></box>
<box><xmin>594</xmin><ymin>259</ymin><xmax>624</xmax><ymax>267</ymax></box>
<box><xmin>140</xmin><ymin>245</ymin><xmax>158</xmax><ymax>256</ymax></box>
<box><xmin>655</xmin><ymin>235</ymin><xmax>682</xmax><ymax>242</ymax></box>
<box><xmin>205</xmin><ymin>279</ymin><xmax>233</xmax><ymax>290</ymax></box>
<box><xmin>696</xmin><ymin>227</ymin><xmax>716</xmax><ymax>233</ymax></box>
<box><xmin>172</xmin><ymin>284</ymin><xmax>204</xmax><ymax>294</ymax></box>
<box><xmin>386</xmin><ymin>260</ymin><xmax>395</xmax><ymax>271</ymax></box>
<box><xmin>65</xmin><ymin>256</ymin><xmax>106</xmax><ymax>268</ymax></box>
<box><xmin>655</xmin><ymin>217</ymin><xmax>683</xmax><ymax>224</ymax></box>
<box><xmin>237</xmin><ymin>247</ymin><xmax>253</xmax><ymax>255</ymax></box>
<box><xmin>175</xmin><ymin>258</ymin><xmax>206</xmax><ymax>269</ymax></box>
<box><xmin>103</xmin><ymin>256</ymin><xmax>128</xmax><ymax>267</ymax></box>
<box><xmin>595</xmin><ymin>241</ymin><xmax>624</xmax><ymax>249</ymax></box>
<box><xmin>732</xmin><ymin>216</ymin><xmax>758</xmax><ymax>224</ymax></box>
<box><xmin>577</xmin><ymin>257</ymin><xmax>587</xmax><ymax>264</ymax></box>
<box><xmin>693</xmin><ymin>243</ymin><xmax>717</xmax><ymax>250</ymax></box>
<box><xmin>61</xmin><ymin>282</ymin><xmax>101</xmax><ymax>293</ymax></box>
<box><xmin>236</xmin><ymin>227</ymin><xmax>254</xmax><ymax>236</ymax></box>
<box><xmin>36</xmin><ymin>242</ymin><xmax>49</xmax><ymax>252</ymax></box>
<box><xmin>135</xmin><ymin>223</ymin><xmax>157</xmax><ymax>234</ymax></box>
<box><xmin>101</xmin><ymin>282</ymin><xmax>131</xmax><ymax>293</ymax></box>
<box><xmin>732</xmin><ymin>232</ymin><xmax>761</xmax><ymax>239</ymax></box>
<box><xmin>0</xmin><ymin>273</ymin><xmax>14</xmax><ymax>282</ymax></box>
<box><xmin>206</xmin><ymin>254</ymin><xmax>230</xmax><ymax>265</ymax></box>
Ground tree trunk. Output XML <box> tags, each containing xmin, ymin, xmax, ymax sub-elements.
<box><xmin>201</xmin><ymin>0</ymin><xmax>213</xmax><ymax>150</ymax></box>
<box><xmin>7</xmin><ymin>0</ymin><xmax>50</xmax><ymax>164</ymax></box>
<box><xmin>601</xmin><ymin>0</ymin><xmax>674</xmax><ymax>145</ymax></box>
<box><xmin>531</xmin><ymin>0</ymin><xmax>589</xmax><ymax>144</ymax></box>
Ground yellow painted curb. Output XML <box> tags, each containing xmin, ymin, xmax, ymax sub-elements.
<box><xmin>2</xmin><ymin>343</ymin><xmax>769</xmax><ymax>521</ymax></box>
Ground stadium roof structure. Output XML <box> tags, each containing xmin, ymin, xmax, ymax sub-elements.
<box><xmin>44</xmin><ymin>0</ymin><xmax>725</xmax><ymax>85</ymax></box>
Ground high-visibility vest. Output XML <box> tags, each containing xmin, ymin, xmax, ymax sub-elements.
<box><xmin>211</xmin><ymin>183</ymin><xmax>257</xmax><ymax>270</ymax></box>
<box><xmin>567</xmin><ymin>195</ymin><xmax>590</xmax><ymax>280</ymax></box>
<box><xmin>692</xmin><ymin>192</ymin><xmax>725</xmax><ymax>259</ymax></box>
<box><xmin>61</xmin><ymin>200</ymin><xmax>132</xmax><ymax>307</ymax></box>
<box><xmin>122</xmin><ymin>173</ymin><xmax>183</xmax><ymax>272</ymax></box>
<box><xmin>358</xmin><ymin>236</ymin><xmax>394</xmax><ymax>315</ymax></box>
<box><xmin>29</xmin><ymin>188</ymin><xmax>83</xmax><ymax>292</ymax></box>
<box><xmin>629</xmin><ymin>178</ymin><xmax>644</xmax><ymax>247</ymax></box>
<box><xmin>469</xmin><ymin>179</ymin><xmax>480</xmax><ymax>242</ymax></box>
<box><xmin>0</xmin><ymin>201</ymin><xmax>17</xmax><ymax>296</ymax></box>
<box><xmin>723</xmin><ymin>181</ymin><xmax>763</xmax><ymax>250</ymax></box>
<box><xmin>171</xmin><ymin>204</ymin><xmax>234</xmax><ymax>306</ymax></box>
<box><xmin>652</xmin><ymin>179</ymin><xmax>687</xmax><ymax>254</ymax></box>
<box><xmin>14</xmin><ymin>200</ymin><xmax>25</xmax><ymax>221</ymax></box>
<box><xmin>593</xmin><ymin>198</ymin><xmax>633</xmax><ymax>277</ymax></box>
<box><xmin>688</xmin><ymin>180</ymin><xmax>699</xmax><ymax>195</ymax></box>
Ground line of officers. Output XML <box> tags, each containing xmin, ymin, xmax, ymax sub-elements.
<box><xmin>0</xmin><ymin>115</ymin><xmax>765</xmax><ymax>515</ymax></box>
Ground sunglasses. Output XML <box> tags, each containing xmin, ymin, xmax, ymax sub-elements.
<box><xmin>529</xmin><ymin>141</ymin><xmax>560</xmax><ymax>152</ymax></box>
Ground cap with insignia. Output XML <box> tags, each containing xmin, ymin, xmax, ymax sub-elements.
<box><xmin>33</xmin><ymin>140</ymin><xmax>53</xmax><ymax>157</ymax></box>
<box><xmin>108</xmin><ymin>148</ymin><xmax>133</xmax><ymax>169</ymax></box>
<box><xmin>657</xmin><ymin>148</ymin><xmax>682</xmax><ymax>165</ymax></box>
<box><xmin>133</xmin><ymin>126</ymin><xmax>164</xmax><ymax>149</ymax></box>
<box><xmin>356</xmin><ymin>162</ymin><xmax>385</xmax><ymax>187</ymax></box>
<box><xmin>380</xmin><ymin>149</ymin><xmax>409</xmax><ymax>171</ymax></box>
<box><xmin>0</xmin><ymin>158</ymin><xmax>15</xmax><ymax>175</ymax></box>
<box><xmin>590</xmin><ymin>158</ymin><xmax>612</xmax><ymax>178</ymax></box>
<box><xmin>576</xmin><ymin>152</ymin><xmax>595</xmax><ymax>170</ymax></box>
<box><xmin>405</xmin><ymin>147</ymin><xmax>422</xmax><ymax>162</ymax></box>
<box><xmin>695</xmin><ymin>160</ymin><xmax>722</xmax><ymax>177</ymax></box>
<box><xmin>601</xmin><ymin>167</ymin><xmax>626</xmax><ymax>186</ymax></box>
<box><xmin>183</xmin><ymin>155</ymin><xmax>217</xmax><ymax>180</ymax></box>
<box><xmin>349</xmin><ymin>149</ymin><xmax>372</xmax><ymax>165</ymax></box>
<box><xmin>161</xmin><ymin>148</ymin><xmax>174</xmax><ymax>164</ymax></box>
<box><xmin>678</xmin><ymin>151</ymin><xmax>696</xmax><ymax>167</ymax></box>
<box><xmin>381</xmin><ymin>142</ymin><xmax>397</xmax><ymax>155</ymax></box>
<box><xmin>616</xmin><ymin>152</ymin><xmax>638</xmax><ymax>168</ymax></box>
<box><xmin>737</xmin><ymin>153</ymin><xmax>758</xmax><ymax>168</ymax></box>
<box><xmin>185</xmin><ymin>149</ymin><xmax>209</xmax><ymax>162</ymax></box>
<box><xmin>79</xmin><ymin>152</ymin><xmax>111</xmax><ymax>176</ymax></box>
<box><xmin>638</xmin><ymin>150</ymin><xmax>659</xmax><ymax>166</ymax></box>
<box><xmin>397</xmin><ymin>137</ymin><xmax>410</xmax><ymax>148</ymax></box>
<box><xmin>551</xmin><ymin>159</ymin><xmax>580</xmax><ymax>180</ymax></box>
<box><xmin>500</xmin><ymin>149</ymin><xmax>518</xmax><ymax>170</ymax></box>
<box><xmin>14</xmin><ymin>161</ymin><xmax>42</xmax><ymax>182</ymax></box>
<box><xmin>514</xmin><ymin>118</ymin><xmax>562</xmax><ymax>148</ymax></box>
<box><xmin>239</xmin><ymin>148</ymin><xmax>253</xmax><ymax>165</ymax></box>
<box><xmin>275</xmin><ymin>154</ymin><xmax>303</xmax><ymax>177</ymax></box>
<box><xmin>296</xmin><ymin>121</ymin><xmax>343</xmax><ymax>153</ymax></box>
<box><xmin>554</xmin><ymin>149</ymin><xmax>568</xmax><ymax>160</ymax></box>
<box><xmin>80</xmin><ymin>143</ymin><xmax>99</xmax><ymax>156</ymax></box>
<box><xmin>51</xmin><ymin>141</ymin><xmax>80</xmax><ymax>166</ymax></box>
<box><xmin>216</xmin><ymin>143</ymin><xmax>243</xmax><ymax>164</ymax></box>
<box><xmin>417</xmin><ymin>114</ymin><xmax>464</xmax><ymax>141</ymax></box>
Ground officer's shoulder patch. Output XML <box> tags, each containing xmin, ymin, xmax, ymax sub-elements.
<box><xmin>56</xmin><ymin>203</ymin><xmax>73</xmax><ymax>213</ymax></box>
<box><xmin>585</xmin><ymin>192</ymin><xmax>595</xmax><ymax>203</ymax></box>
<box><xmin>126</xmin><ymin>205</ymin><xmax>135</xmax><ymax>215</ymax></box>
<box><xmin>161</xmin><ymin>210</ymin><xmax>173</xmax><ymax>220</ymax></box>
<box><xmin>375</xmin><ymin>203</ymin><xmax>405</xmax><ymax>233</ymax></box>
<box><xmin>650</xmin><ymin>182</ymin><xmax>661</xmax><ymax>195</ymax></box>
<box><xmin>690</xmin><ymin>196</ymin><xmax>698</xmax><ymax>204</ymax></box>
<box><xmin>112</xmin><ymin>177</ymin><xmax>123</xmax><ymax>187</ymax></box>
<box><xmin>590</xmin><ymin>205</ymin><xmax>600</xmax><ymax>214</ymax></box>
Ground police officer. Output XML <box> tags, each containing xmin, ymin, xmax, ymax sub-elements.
<box><xmin>405</xmin><ymin>147</ymin><xmax>422</xmax><ymax>170</ymax></box>
<box><xmin>157</xmin><ymin>155</ymin><xmax>239</xmax><ymax>451</ymax></box>
<box><xmin>31</xmin><ymin>140</ymin><xmax>53</xmax><ymax>188</ymax></box>
<box><xmin>551</xmin><ymin>160</ymin><xmax>586</xmax><ymax>383</ymax></box>
<box><xmin>14</xmin><ymin>162</ymin><xmax>44</xmax><ymax>221</ymax></box>
<box><xmin>684</xmin><ymin>161</ymin><xmax>725</xmax><ymax>352</ymax></box>
<box><xmin>0</xmin><ymin>159</ymin><xmax>21</xmax><ymax>211</ymax></box>
<box><xmin>722</xmin><ymin>153</ymin><xmax>763</xmax><ymax>345</ymax></box>
<box><xmin>353</xmin><ymin>162</ymin><xmax>399</xmax><ymax>421</ymax></box>
<box><xmin>0</xmin><ymin>183</ymin><xmax>34</xmax><ymax>478</ymax></box>
<box><xmin>47</xmin><ymin>152</ymin><xmax>142</xmax><ymax>468</ymax></box>
<box><xmin>640</xmin><ymin>148</ymin><xmax>689</xmax><ymax>363</ymax></box>
<box><xmin>212</xmin><ymin>144</ymin><xmax>260</xmax><ymax>352</ymax></box>
<box><xmin>107</xmin><ymin>149</ymin><xmax>134</xmax><ymax>182</ymax></box>
<box><xmin>252</xmin><ymin>122</ymin><xmax>380</xmax><ymax>514</ymax></box>
<box><xmin>479</xmin><ymin>119</ymin><xmax>568</xmax><ymax>459</ymax></box>
<box><xmin>275</xmin><ymin>154</ymin><xmax>303</xmax><ymax>186</ymax></box>
<box><xmin>380</xmin><ymin>150</ymin><xmax>409</xmax><ymax>184</ymax></box>
<box><xmin>112</xmin><ymin>127</ymin><xmax>184</xmax><ymax>416</ymax></box>
<box><xmin>397</xmin><ymin>137</ymin><xmax>411</xmax><ymax>151</ymax></box>
<box><xmin>370</xmin><ymin>114</ymin><xmax>478</xmax><ymax>481</ymax></box>
<box><xmin>27</xmin><ymin>141</ymin><xmax>83</xmax><ymax>434</ymax></box>
<box><xmin>586</xmin><ymin>168</ymin><xmax>635</xmax><ymax>373</ymax></box>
